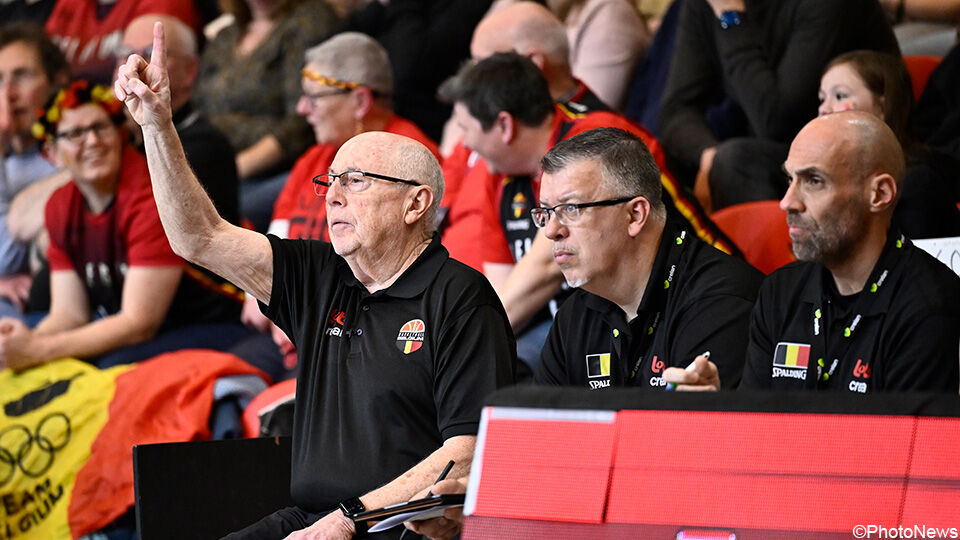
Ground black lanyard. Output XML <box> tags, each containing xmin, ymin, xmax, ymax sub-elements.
<box><xmin>625</xmin><ymin>229</ymin><xmax>689</xmax><ymax>385</ymax></box>
<box><xmin>809</xmin><ymin>233</ymin><xmax>906</xmax><ymax>388</ymax></box>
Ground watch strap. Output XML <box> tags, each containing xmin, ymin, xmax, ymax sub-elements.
<box><xmin>339</xmin><ymin>497</ymin><xmax>368</xmax><ymax>534</ymax></box>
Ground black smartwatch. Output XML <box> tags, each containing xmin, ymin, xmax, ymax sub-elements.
<box><xmin>719</xmin><ymin>10</ymin><xmax>743</xmax><ymax>29</ymax></box>
<box><xmin>338</xmin><ymin>497</ymin><xmax>368</xmax><ymax>534</ymax></box>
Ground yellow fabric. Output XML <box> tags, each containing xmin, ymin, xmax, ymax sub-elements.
<box><xmin>0</xmin><ymin>360</ymin><xmax>131</xmax><ymax>539</ymax></box>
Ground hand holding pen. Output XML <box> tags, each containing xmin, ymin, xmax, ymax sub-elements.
<box><xmin>663</xmin><ymin>351</ymin><xmax>720</xmax><ymax>391</ymax></box>
<box><xmin>400</xmin><ymin>459</ymin><xmax>462</xmax><ymax>540</ymax></box>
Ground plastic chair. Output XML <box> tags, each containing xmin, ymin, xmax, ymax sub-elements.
<box><xmin>903</xmin><ymin>55</ymin><xmax>942</xmax><ymax>101</ymax></box>
<box><xmin>711</xmin><ymin>200</ymin><xmax>795</xmax><ymax>274</ymax></box>
<box><xmin>242</xmin><ymin>378</ymin><xmax>297</xmax><ymax>438</ymax></box>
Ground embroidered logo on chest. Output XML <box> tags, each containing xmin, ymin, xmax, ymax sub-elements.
<box><xmin>396</xmin><ymin>319</ymin><xmax>425</xmax><ymax>354</ymax></box>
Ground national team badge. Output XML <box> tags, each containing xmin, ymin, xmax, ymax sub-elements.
<box><xmin>585</xmin><ymin>353</ymin><xmax>611</xmax><ymax>378</ymax></box>
<box><xmin>396</xmin><ymin>319</ymin><xmax>425</xmax><ymax>354</ymax></box>
<box><xmin>511</xmin><ymin>192</ymin><xmax>527</xmax><ymax>218</ymax></box>
<box><xmin>773</xmin><ymin>342</ymin><xmax>810</xmax><ymax>368</ymax></box>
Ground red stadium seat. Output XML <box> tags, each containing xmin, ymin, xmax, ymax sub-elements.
<box><xmin>711</xmin><ymin>200</ymin><xmax>795</xmax><ymax>274</ymax></box>
<box><xmin>903</xmin><ymin>55</ymin><xmax>941</xmax><ymax>101</ymax></box>
<box><xmin>242</xmin><ymin>378</ymin><xmax>297</xmax><ymax>438</ymax></box>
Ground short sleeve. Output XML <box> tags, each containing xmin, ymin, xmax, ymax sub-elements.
<box><xmin>44</xmin><ymin>185</ymin><xmax>74</xmax><ymax>272</ymax></box>
<box><xmin>261</xmin><ymin>235</ymin><xmax>338</xmax><ymax>340</ymax></box>
<box><xmin>433</xmin><ymin>302</ymin><xmax>516</xmax><ymax>439</ymax></box>
<box><xmin>533</xmin><ymin>314</ymin><xmax>568</xmax><ymax>385</ymax></box>
<box><xmin>741</xmin><ymin>280</ymin><xmax>776</xmax><ymax>389</ymax></box>
<box><xmin>123</xmin><ymin>189</ymin><xmax>182</xmax><ymax>267</ymax></box>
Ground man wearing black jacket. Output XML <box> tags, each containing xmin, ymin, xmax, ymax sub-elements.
<box><xmin>659</xmin><ymin>0</ymin><xmax>899</xmax><ymax>211</ymax></box>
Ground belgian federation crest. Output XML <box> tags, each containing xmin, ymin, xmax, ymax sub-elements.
<box><xmin>396</xmin><ymin>319</ymin><xmax>425</xmax><ymax>354</ymax></box>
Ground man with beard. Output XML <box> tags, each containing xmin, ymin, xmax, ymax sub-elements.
<box><xmin>741</xmin><ymin>112</ymin><xmax>960</xmax><ymax>393</ymax></box>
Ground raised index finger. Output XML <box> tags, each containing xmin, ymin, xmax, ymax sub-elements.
<box><xmin>150</xmin><ymin>20</ymin><xmax>167</xmax><ymax>68</ymax></box>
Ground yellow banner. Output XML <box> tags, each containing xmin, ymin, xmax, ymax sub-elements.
<box><xmin>0</xmin><ymin>360</ymin><xmax>131</xmax><ymax>539</ymax></box>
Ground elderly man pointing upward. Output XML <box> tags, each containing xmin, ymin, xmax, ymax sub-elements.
<box><xmin>116</xmin><ymin>22</ymin><xmax>515</xmax><ymax>540</ymax></box>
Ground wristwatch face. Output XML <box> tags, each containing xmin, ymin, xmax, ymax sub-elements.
<box><xmin>339</xmin><ymin>497</ymin><xmax>366</xmax><ymax>517</ymax></box>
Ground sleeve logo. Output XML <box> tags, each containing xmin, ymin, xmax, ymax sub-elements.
<box><xmin>396</xmin><ymin>319</ymin><xmax>425</xmax><ymax>354</ymax></box>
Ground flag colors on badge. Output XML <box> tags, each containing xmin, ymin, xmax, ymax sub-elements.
<box><xmin>586</xmin><ymin>353</ymin><xmax>611</xmax><ymax>378</ymax></box>
<box><xmin>773</xmin><ymin>342</ymin><xmax>810</xmax><ymax>368</ymax></box>
<box><xmin>396</xmin><ymin>319</ymin><xmax>425</xmax><ymax>354</ymax></box>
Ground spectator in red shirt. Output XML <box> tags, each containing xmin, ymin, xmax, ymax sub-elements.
<box><xmin>45</xmin><ymin>0</ymin><xmax>199</xmax><ymax>84</ymax></box>
<box><xmin>0</xmin><ymin>80</ymin><xmax>245</xmax><ymax>370</ymax></box>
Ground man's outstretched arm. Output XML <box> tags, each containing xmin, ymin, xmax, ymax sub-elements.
<box><xmin>114</xmin><ymin>21</ymin><xmax>273</xmax><ymax>303</ymax></box>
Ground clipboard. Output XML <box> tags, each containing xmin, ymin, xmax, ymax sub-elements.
<box><xmin>350</xmin><ymin>493</ymin><xmax>465</xmax><ymax>531</ymax></box>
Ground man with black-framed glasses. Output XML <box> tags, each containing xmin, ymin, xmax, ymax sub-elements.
<box><xmin>532</xmin><ymin>128</ymin><xmax>763</xmax><ymax>391</ymax></box>
<box><xmin>116</xmin><ymin>22</ymin><xmax>515</xmax><ymax>539</ymax></box>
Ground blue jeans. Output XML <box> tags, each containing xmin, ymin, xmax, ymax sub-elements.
<box><xmin>240</xmin><ymin>170</ymin><xmax>290</xmax><ymax>232</ymax></box>
<box><xmin>95</xmin><ymin>321</ymin><xmax>251</xmax><ymax>368</ymax></box>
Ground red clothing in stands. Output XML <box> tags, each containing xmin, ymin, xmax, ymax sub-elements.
<box><xmin>46</xmin><ymin>0</ymin><xmax>199</xmax><ymax>83</ymax></box>
<box><xmin>443</xmin><ymin>105</ymin><xmax>669</xmax><ymax>268</ymax></box>
<box><xmin>271</xmin><ymin>114</ymin><xmax>439</xmax><ymax>240</ymax></box>
<box><xmin>439</xmin><ymin>144</ymin><xmax>502</xmax><ymax>271</ymax></box>
<box><xmin>46</xmin><ymin>145</ymin><xmax>236</xmax><ymax>326</ymax></box>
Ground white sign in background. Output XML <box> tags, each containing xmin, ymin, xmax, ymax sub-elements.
<box><xmin>914</xmin><ymin>237</ymin><xmax>960</xmax><ymax>277</ymax></box>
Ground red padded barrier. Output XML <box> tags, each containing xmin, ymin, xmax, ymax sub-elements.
<box><xmin>469</xmin><ymin>409</ymin><xmax>617</xmax><ymax>524</ymax></box>
<box><xmin>607</xmin><ymin>411</ymin><xmax>913</xmax><ymax>532</ymax></box>
<box><xmin>901</xmin><ymin>417</ymin><xmax>960</xmax><ymax>527</ymax></box>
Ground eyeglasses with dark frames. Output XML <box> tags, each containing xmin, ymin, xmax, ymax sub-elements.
<box><xmin>312</xmin><ymin>170</ymin><xmax>422</xmax><ymax>197</ymax></box>
<box><xmin>530</xmin><ymin>196</ymin><xmax>639</xmax><ymax>228</ymax></box>
<box><xmin>55</xmin><ymin>121</ymin><xmax>117</xmax><ymax>144</ymax></box>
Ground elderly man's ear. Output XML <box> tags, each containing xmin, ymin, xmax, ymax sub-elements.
<box><xmin>404</xmin><ymin>187</ymin><xmax>435</xmax><ymax>226</ymax></box>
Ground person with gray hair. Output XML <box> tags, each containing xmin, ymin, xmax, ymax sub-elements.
<box><xmin>235</xmin><ymin>31</ymin><xmax>441</xmax><ymax>383</ymax></box>
<box><xmin>533</xmin><ymin>127</ymin><xmax>762</xmax><ymax>391</ymax></box>
<box><xmin>115</xmin><ymin>22</ymin><xmax>514</xmax><ymax>539</ymax></box>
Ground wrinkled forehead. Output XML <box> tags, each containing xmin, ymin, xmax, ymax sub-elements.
<box><xmin>331</xmin><ymin>137</ymin><xmax>392</xmax><ymax>173</ymax></box>
<box><xmin>540</xmin><ymin>159</ymin><xmax>604</xmax><ymax>203</ymax></box>
<box><xmin>787</xmin><ymin>123</ymin><xmax>857</xmax><ymax>174</ymax></box>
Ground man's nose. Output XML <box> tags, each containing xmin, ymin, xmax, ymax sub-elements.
<box><xmin>543</xmin><ymin>211</ymin><xmax>567</xmax><ymax>241</ymax></box>
<box><xmin>780</xmin><ymin>180</ymin><xmax>803</xmax><ymax>213</ymax></box>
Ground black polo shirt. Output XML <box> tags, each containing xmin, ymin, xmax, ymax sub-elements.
<box><xmin>742</xmin><ymin>232</ymin><xmax>960</xmax><ymax>393</ymax></box>
<box><xmin>262</xmin><ymin>233</ymin><xmax>516</xmax><ymax>512</ymax></box>
<box><xmin>534</xmin><ymin>220</ymin><xmax>763</xmax><ymax>390</ymax></box>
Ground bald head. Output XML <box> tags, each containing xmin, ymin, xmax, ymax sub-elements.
<box><xmin>124</xmin><ymin>15</ymin><xmax>196</xmax><ymax>59</ymax></box>
<box><xmin>335</xmin><ymin>132</ymin><xmax>444</xmax><ymax>232</ymax></box>
<box><xmin>122</xmin><ymin>15</ymin><xmax>197</xmax><ymax>110</ymax></box>
<box><xmin>471</xmin><ymin>1</ymin><xmax>570</xmax><ymax>70</ymax></box>
<box><xmin>796</xmin><ymin>111</ymin><xmax>905</xmax><ymax>189</ymax></box>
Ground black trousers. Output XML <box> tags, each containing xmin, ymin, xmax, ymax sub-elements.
<box><xmin>709</xmin><ymin>137</ymin><xmax>790</xmax><ymax>210</ymax></box>
<box><xmin>222</xmin><ymin>506</ymin><xmax>404</xmax><ymax>540</ymax></box>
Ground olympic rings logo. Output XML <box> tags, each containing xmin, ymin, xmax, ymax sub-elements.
<box><xmin>0</xmin><ymin>413</ymin><xmax>72</xmax><ymax>487</ymax></box>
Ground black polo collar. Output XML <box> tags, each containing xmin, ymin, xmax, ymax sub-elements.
<box><xmin>798</xmin><ymin>229</ymin><xmax>906</xmax><ymax>316</ymax></box>
<box><xmin>337</xmin><ymin>233</ymin><xmax>449</xmax><ymax>299</ymax></box>
<box><xmin>581</xmin><ymin>220</ymin><xmax>675</xmax><ymax>318</ymax></box>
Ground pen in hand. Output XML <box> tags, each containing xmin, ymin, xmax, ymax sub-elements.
<box><xmin>427</xmin><ymin>460</ymin><xmax>456</xmax><ymax>497</ymax></box>
<box><xmin>399</xmin><ymin>460</ymin><xmax>456</xmax><ymax>539</ymax></box>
